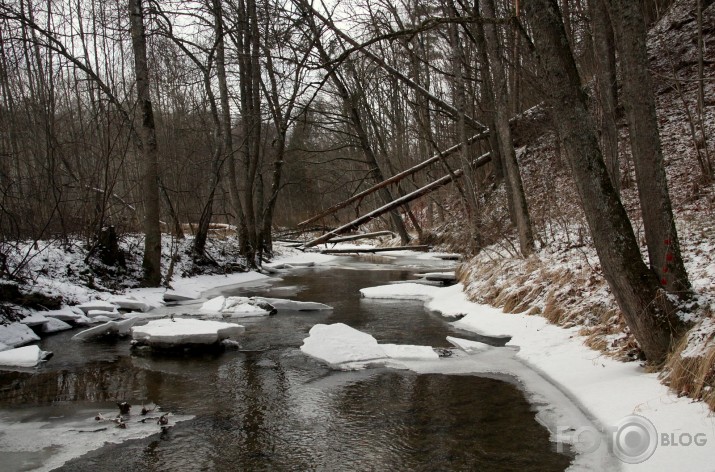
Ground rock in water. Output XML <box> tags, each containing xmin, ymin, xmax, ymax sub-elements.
<box><xmin>131</xmin><ymin>318</ymin><xmax>245</xmax><ymax>349</ymax></box>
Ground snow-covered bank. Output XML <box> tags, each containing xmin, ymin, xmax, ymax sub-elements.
<box><xmin>359</xmin><ymin>282</ymin><xmax>715</xmax><ymax>472</ymax></box>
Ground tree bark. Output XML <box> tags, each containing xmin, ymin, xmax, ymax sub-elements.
<box><xmin>479</xmin><ymin>0</ymin><xmax>535</xmax><ymax>257</ymax></box>
<box><xmin>588</xmin><ymin>0</ymin><xmax>620</xmax><ymax>194</ymax></box>
<box><xmin>606</xmin><ymin>0</ymin><xmax>691</xmax><ymax>297</ymax></box>
<box><xmin>523</xmin><ymin>0</ymin><xmax>685</xmax><ymax>364</ymax></box>
<box><xmin>128</xmin><ymin>0</ymin><xmax>161</xmax><ymax>287</ymax></box>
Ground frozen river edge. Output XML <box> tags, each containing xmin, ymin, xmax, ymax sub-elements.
<box><xmin>2</xmin><ymin>247</ymin><xmax>713</xmax><ymax>471</ymax></box>
<box><xmin>360</xmin><ymin>280</ymin><xmax>715</xmax><ymax>472</ymax></box>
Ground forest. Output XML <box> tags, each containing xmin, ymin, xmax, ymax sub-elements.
<box><xmin>1</xmin><ymin>0</ymin><xmax>714</xmax><ymax>411</ymax></box>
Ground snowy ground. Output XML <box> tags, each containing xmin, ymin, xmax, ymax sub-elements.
<box><xmin>355</xmin><ymin>280</ymin><xmax>715</xmax><ymax>472</ymax></box>
<box><xmin>2</xmin><ymin>244</ymin><xmax>714</xmax><ymax>471</ymax></box>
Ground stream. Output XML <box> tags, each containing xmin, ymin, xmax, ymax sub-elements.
<box><xmin>0</xmin><ymin>254</ymin><xmax>573</xmax><ymax>471</ymax></box>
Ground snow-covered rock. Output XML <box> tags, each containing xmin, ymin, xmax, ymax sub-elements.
<box><xmin>253</xmin><ymin>297</ymin><xmax>332</xmax><ymax>312</ymax></box>
<box><xmin>300</xmin><ymin>323</ymin><xmax>438</xmax><ymax>369</ymax></box>
<box><xmin>72</xmin><ymin>318</ymin><xmax>142</xmax><ymax>341</ymax></box>
<box><xmin>0</xmin><ymin>322</ymin><xmax>41</xmax><ymax>348</ymax></box>
<box><xmin>76</xmin><ymin>301</ymin><xmax>118</xmax><ymax>314</ymax></box>
<box><xmin>20</xmin><ymin>313</ymin><xmax>50</xmax><ymax>327</ymax></box>
<box><xmin>42</xmin><ymin>308</ymin><xmax>87</xmax><ymax>323</ymax></box>
<box><xmin>360</xmin><ymin>283</ymin><xmax>441</xmax><ymax>301</ymax></box>
<box><xmin>107</xmin><ymin>296</ymin><xmax>153</xmax><ymax>312</ymax></box>
<box><xmin>264</xmin><ymin>261</ymin><xmax>315</xmax><ymax>270</ymax></box>
<box><xmin>40</xmin><ymin>317</ymin><xmax>73</xmax><ymax>334</ymax></box>
<box><xmin>0</xmin><ymin>345</ymin><xmax>52</xmax><ymax>368</ymax></box>
<box><xmin>200</xmin><ymin>296</ymin><xmax>275</xmax><ymax>317</ymax></box>
<box><xmin>131</xmin><ymin>318</ymin><xmax>245</xmax><ymax>348</ymax></box>
<box><xmin>87</xmin><ymin>309</ymin><xmax>120</xmax><ymax>319</ymax></box>
<box><xmin>301</xmin><ymin>323</ymin><xmax>387</xmax><ymax>366</ymax></box>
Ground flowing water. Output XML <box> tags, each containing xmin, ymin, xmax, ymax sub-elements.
<box><xmin>0</xmin><ymin>255</ymin><xmax>572</xmax><ymax>471</ymax></box>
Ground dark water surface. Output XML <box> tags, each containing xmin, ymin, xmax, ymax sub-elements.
<box><xmin>0</xmin><ymin>256</ymin><xmax>571</xmax><ymax>471</ymax></box>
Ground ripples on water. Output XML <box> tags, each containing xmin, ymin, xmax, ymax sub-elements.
<box><xmin>0</xmin><ymin>257</ymin><xmax>571</xmax><ymax>471</ymax></box>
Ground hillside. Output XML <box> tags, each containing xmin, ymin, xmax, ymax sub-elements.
<box><xmin>449</xmin><ymin>0</ymin><xmax>715</xmax><ymax>407</ymax></box>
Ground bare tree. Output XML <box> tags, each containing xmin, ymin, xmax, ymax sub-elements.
<box><xmin>523</xmin><ymin>0</ymin><xmax>685</xmax><ymax>363</ymax></box>
<box><xmin>129</xmin><ymin>0</ymin><xmax>161</xmax><ymax>286</ymax></box>
<box><xmin>606</xmin><ymin>0</ymin><xmax>691</xmax><ymax>297</ymax></box>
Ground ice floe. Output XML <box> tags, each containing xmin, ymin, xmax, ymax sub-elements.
<box><xmin>76</xmin><ymin>300</ymin><xmax>118</xmax><ymax>314</ymax></box>
<box><xmin>0</xmin><ymin>345</ymin><xmax>52</xmax><ymax>368</ymax></box>
<box><xmin>19</xmin><ymin>313</ymin><xmax>50</xmax><ymax>327</ymax></box>
<box><xmin>40</xmin><ymin>317</ymin><xmax>73</xmax><ymax>334</ymax></box>
<box><xmin>251</xmin><ymin>297</ymin><xmax>332</xmax><ymax>312</ymax></box>
<box><xmin>300</xmin><ymin>323</ymin><xmax>437</xmax><ymax>369</ymax></box>
<box><xmin>200</xmin><ymin>295</ymin><xmax>275</xmax><ymax>317</ymax></box>
<box><xmin>359</xmin><ymin>282</ymin><xmax>441</xmax><ymax>301</ymax></box>
<box><xmin>72</xmin><ymin>318</ymin><xmax>142</xmax><ymax>341</ymax></box>
<box><xmin>131</xmin><ymin>318</ymin><xmax>244</xmax><ymax>348</ymax></box>
<box><xmin>0</xmin><ymin>322</ymin><xmax>40</xmax><ymax>349</ymax></box>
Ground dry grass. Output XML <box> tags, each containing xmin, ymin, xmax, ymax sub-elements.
<box><xmin>664</xmin><ymin>319</ymin><xmax>715</xmax><ymax>410</ymax></box>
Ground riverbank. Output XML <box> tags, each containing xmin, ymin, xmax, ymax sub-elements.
<box><xmin>2</xmin><ymin>240</ymin><xmax>714</xmax><ymax>471</ymax></box>
<box><xmin>360</xmin><ymin>280</ymin><xmax>715</xmax><ymax>472</ymax></box>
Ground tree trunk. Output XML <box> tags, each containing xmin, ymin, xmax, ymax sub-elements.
<box><xmin>213</xmin><ymin>0</ymin><xmax>250</xmax><ymax>261</ymax></box>
<box><xmin>606</xmin><ymin>0</ymin><xmax>691</xmax><ymax>297</ymax></box>
<box><xmin>523</xmin><ymin>0</ymin><xmax>685</xmax><ymax>364</ymax></box>
<box><xmin>128</xmin><ymin>0</ymin><xmax>161</xmax><ymax>287</ymax></box>
<box><xmin>588</xmin><ymin>0</ymin><xmax>620</xmax><ymax>194</ymax></box>
<box><xmin>479</xmin><ymin>0</ymin><xmax>535</xmax><ymax>257</ymax></box>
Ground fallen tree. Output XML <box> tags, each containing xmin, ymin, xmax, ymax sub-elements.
<box><xmin>301</xmin><ymin>152</ymin><xmax>492</xmax><ymax>248</ymax></box>
<box><xmin>320</xmin><ymin>246</ymin><xmax>430</xmax><ymax>254</ymax></box>
<box><xmin>297</xmin><ymin>134</ymin><xmax>490</xmax><ymax>228</ymax></box>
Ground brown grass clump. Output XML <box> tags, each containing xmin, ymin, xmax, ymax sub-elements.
<box><xmin>664</xmin><ymin>319</ymin><xmax>715</xmax><ymax>410</ymax></box>
<box><xmin>543</xmin><ymin>292</ymin><xmax>566</xmax><ymax>324</ymax></box>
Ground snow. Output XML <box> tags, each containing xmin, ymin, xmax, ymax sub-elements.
<box><xmin>446</xmin><ymin>336</ymin><xmax>493</xmax><ymax>354</ymax></box>
<box><xmin>301</xmin><ymin>323</ymin><xmax>387</xmax><ymax>367</ymax></box>
<box><xmin>251</xmin><ymin>297</ymin><xmax>332</xmax><ymax>312</ymax></box>
<box><xmin>19</xmin><ymin>313</ymin><xmax>49</xmax><ymax>327</ymax></box>
<box><xmin>42</xmin><ymin>308</ymin><xmax>88</xmax><ymax>323</ymax></box>
<box><xmin>300</xmin><ymin>323</ymin><xmax>438</xmax><ymax>369</ymax></box>
<box><xmin>106</xmin><ymin>296</ymin><xmax>154</xmax><ymax>312</ymax></box>
<box><xmin>358</xmin><ymin>281</ymin><xmax>715</xmax><ymax>472</ymax></box>
<box><xmin>72</xmin><ymin>318</ymin><xmax>142</xmax><ymax>341</ymax></box>
<box><xmin>199</xmin><ymin>296</ymin><xmax>273</xmax><ymax>317</ymax></box>
<box><xmin>360</xmin><ymin>282</ymin><xmax>441</xmax><ymax>301</ymax></box>
<box><xmin>131</xmin><ymin>318</ymin><xmax>245</xmax><ymax>347</ymax></box>
<box><xmin>76</xmin><ymin>301</ymin><xmax>118</xmax><ymax>314</ymax></box>
<box><xmin>0</xmin><ymin>345</ymin><xmax>51</xmax><ymax>368</ymax></box>
<box><xmin>0</xmin><ymin>322</ymin><xmax>40</xmax><ymax>348</ymax></box>
<box><xmin>380</xmin><ymin>344</ymin><xmax>439</xmax><ymax>360</ymax></box>
<box><xmin>39</xmin><ymin>317</ymin><xmax>72</xmax><ymax>334</ymax></box>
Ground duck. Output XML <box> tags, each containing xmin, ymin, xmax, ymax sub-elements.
<box><xmin>157</xmin><ymin>413</ymin><xmax>169</xmax><ymax>426</ymax></box>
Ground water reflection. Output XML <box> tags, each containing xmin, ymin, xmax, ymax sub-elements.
<box><xmin>0</xmin><ymin>256</ymin><xmax>571</xmax><ymax>471</ymax></box>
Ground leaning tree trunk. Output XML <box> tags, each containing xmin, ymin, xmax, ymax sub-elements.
<box><xmin>523</xmin><ymin>0</ymin><xmax>685</xmax><ymax>364</ymax></box>
<box><xmin>128</xmin><ymin>0</ymin><xmax>161</xmax><ymax>287</ymax></box>
<box><xmin>606</xmin><ymin>0</ymin><xmax>691</xmax><ymax>297</ymax></box>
